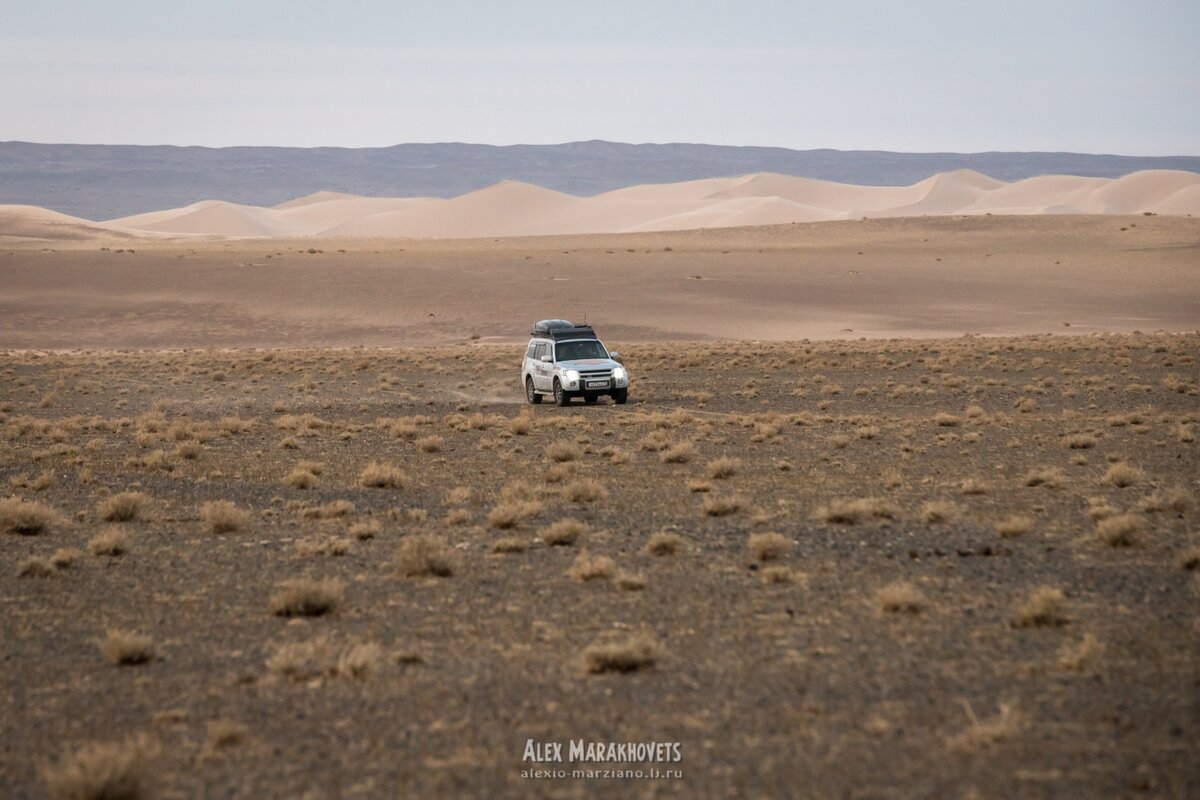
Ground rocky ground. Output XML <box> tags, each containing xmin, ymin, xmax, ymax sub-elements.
<box><xmin>1</xmin><ymin>334</ymin><xmax>1198</xmax><ymax>798</ymax></box>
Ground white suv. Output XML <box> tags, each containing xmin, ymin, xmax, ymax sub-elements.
<box><xmin>522</xmin><ymin>320</ymin><xmax>630</xmax><ymax>406</ymax></box>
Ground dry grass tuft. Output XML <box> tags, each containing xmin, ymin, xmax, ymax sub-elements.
<box><xmin>659</xmin><ymin>442</ymin><xmax>695</xmax><ymax>464</ymax></box>
<box><xmin>543</xmin><ymin>518</ymin><xmax>586</xmax><ymax>546</ymax></box>
<box><xmin>1064</xmin><ymin>433</ymin><xmax>1097</xmax><ymax>449</ymax></box>
<box><xmin>1139</xmin><ymin>486</ymin><xmax>1195</xmax><ymax>514</ymax></box>
<box><xmin>488</xmin><ymin>500</ymin><xmax>542</xmax><ymax>529</ymax></box>
<box><xmin>569</xmin><ymin>551</ymin><xmax>615</xmax><ymax>581</ymax></box>
<box><xmin>300</xmin><ymin>500</ymin><xmax>355</xmax><ymax>519</ymax></box>
<box><xmin>1013</xmin><ymin>586</ymin><xmax>1068</xmax><ymax>628</ymax></box>
<box><xmin>99</xmin><ymin>629</ymin><xmax>155</xmax><ymax>665</ymax></box>
<box><xmin>1178</xmin><ymin>546</ymin><xmax>1200</xmax><ymax>571</ymax></box>
<box><xmin>582</xmin><ymin>633</ymin><xmax>661</xmax><ymax>674</ymax></box>
<box><xmin>0</xmin><ymin>496</ymin><xmax>62</xmax><ymax>535</ymax></box>
<box><xmin>701</xmin><ymin>495</ymin><xmax>743</xmax><ymax>517</ymax></box>
<box><xmin>760</xmin><ymin>566</ymin><xmax>796</xmax><ymax>584</ymax></box>
<box><xmin>348</xmin><ymin>519</ymin><xmax>381</xmax><ymax>540</ymax></box>
<box><xmin>492</xmin><ymin>537</ymin><xmax>526</xmax><ymax>554</ymax></box>
<box><xmin>359</xmin><ymin>461</ymin><xmax>408</xmax><ymax>488</ymax></box>
<box><xmin>203</xmin><ymin>720</ymin><xmax>248</xmax><ymax>756</ymax></box>
<box><xmin>995</xmin><ymin>515</ymin><xmax>1034</xmax><ymax>538</ymax></box>
<box><xmin>920</xmin><ymin>500</ymin><xmax>958</xmax><ymax>523</ymax></box>
<box><xmin>284</xmin><ymin>467</ymin><xmax>317</xmax><ymax>489</ymax></box>
<box><xmin>97</xmin><ymin>492</ymin><xmax>149</xmax><ymax>523</ymax></box>
<box><xmin>616</xmin><ymin>571</ymin><xmax>647</xmax><ymax>591</ymax></box>
<box><xmin>959</xmin><ymin>478</ymin><xmax>989</xmax><ymax>495</ymax></box>
<box><xmin>1103</xmin><ymin>462</ymin><xmax>1142</xmax><ymax>488</ymax></box>
<box><xmin>269</xmin><ymin>578</ymin><xmax>344</xmax><ymax>617</ymax></box>
<box><xmin>544</xmin><ymin>442</ymin><xmax>577</xmax><ymax>462</ymax></box>
<box><xmin>947</xmin><ymin>702</ymin><xmax>1026</xmax><ymax>752</ymax></box>
<box><xmin>1057</xmin><ymin>633</ymin><xmax>1105</xmax><ymax>672</ymax></box>
<box><xmin>266</xmin><ymin>636</ymin><xmax>383</xmax><ymax>682</ymax></box>
<box><xmin>89</xmin><ymin>528</ymin><xmax>131</xmax><ymax>557</ymax></box>
<box><xmin>706</xmin><ymin>456</ymin><xmax>740</xmax><ymax>479</ymax></box>
<box><xmin>415</xmin><ymin>435</ymin><xmax>443</xmax><ymax>453</ymax></box>
<box><xmin>43</xmin><ymin>736</ymin><xmax>156</xmax><ymax>800</ymax></box>
<box><xmin>19</xmin><ymin>556</ymin><xmax>55</xmax><ymax>577</ymax></box>
<box><xmin>818</xmin><ymin>497</ymin><xmax>899</xmax><ymax>524</ymax></box>
<box><xmin>200</xmin><ymin>500</ymin><xmax>252</xmax><ymax>534</ymax></box>
<box><xmin>877</xmin><ymin>582</ymin><xmax>925</xmax><ymax>614</ymax></box>
<box><xmin>1023</xmin><ymin>467</ymin><xmax>1066</xmax><ymax>488</ymax></box>
<box><xmin>336</xmin><ymin>641</ymin><xmax>385</xmax><ymax>680</ymax></box>
<box><xmin>645</xmin><ymin>531</ymin><xmax>685</xmax><ymax>556</ymax></box>
<box><xmin>1095</xmin><ymin>513</ymin><xmax>1145</xmax><ymax>547</ymax></box>
<box><xmin>748</xmin><ymin>532</ymin><xmax>790</xmax><ymax>561</ymax></box>
<box><xmin>563</xmin><ymin>479</ymin><xmax>608</xmax><ymax>503</ymax></box>
<box><xmin>51</xmin><ymin>548</ymin><xmax>81</xmax><ymax>569</ymax></box>
<box><xmin>395</xmin><ymin>535</ymin><xmax>455</xmax><ymax>577</ymax></box>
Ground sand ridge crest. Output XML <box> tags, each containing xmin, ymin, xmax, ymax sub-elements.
<box><xmin>3</xmin><ymin>169</ymin><xmax>1198</xmax><ymax>240</ymax></box>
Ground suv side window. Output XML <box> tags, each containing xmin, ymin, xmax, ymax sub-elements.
<box><xmin>533</xmin><ymin>343</ymin><xmax>547</xmax><ymax>361</ymax></box>
<box><xmin>526</xmin><ymin>341</ymin><xmax>538</xmax><ymax>359</ymax></box>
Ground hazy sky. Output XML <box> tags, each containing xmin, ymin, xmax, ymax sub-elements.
<box><xmin>2</xmin><ymin>1</ymin><xmax>1197</xmax><ymax>154</ymax></box>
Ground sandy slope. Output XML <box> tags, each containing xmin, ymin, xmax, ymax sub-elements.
<box><xmin>0</xmin><ymin>205</ymin><xmax>133</xmax><ymax>241</ymax></box>
<box><xmin>2</xmin><ymin>215</ymin><xmax>1197</xmax><ymax>349</ymax></box>
<box><xmin>2</xmin><ymin>169</ymin><xmax>1199</xmax><ymax>241</ymax></box>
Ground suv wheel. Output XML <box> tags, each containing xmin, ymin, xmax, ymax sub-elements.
<box><xmin>525</xmin><ymin>376</ymin><xmax>542</xmax><ymax>405</ymax></box>
<box><xmin>612</xmin><ymin>388</ymin><xmax>628</xmax><ymax>405</ymax></box>
<box><xmin>553</xmin><ymin>378</ymin><xmax>569</xmax><ymax>406</ymax></box>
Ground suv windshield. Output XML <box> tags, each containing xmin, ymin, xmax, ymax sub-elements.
<box><xmin>555</xmin><ymin>340</ymin><xmax>609</xmax><ymax>362</ymax></box>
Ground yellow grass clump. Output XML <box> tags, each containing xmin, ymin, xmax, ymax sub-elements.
<box><xmin>99</xmin><ymin>629</ymin><xmax>155</xmax><ymax>665</ymax></box>
<box><xmin>359</xmin><ymin>461</ymin><xmax>408</xmax><ymax>488</ymax></box>
<box><xmin>395</xmin><ymin>535</ymin><xmax>455</xmax><ymax>577</ymax></box>
<box><xmin>1013</xmin><ymin>587</ymin><xmax>1068</xmax><ymax>628</ymax></box>
<box><xmin>269</xmin><ymin>578</ymin><xmax>344</xmax><ymax>617</ymax></box>
<box><xmin>43</xmin><ymin>736</ymin><xmax>157</xmax><ymax>800</ymax></box>
<box><xmin>582</xmin><ymin>633</ymin><xmax>661</xmax><ymax>674</ymax></box>
<box><xmin>569</xmin><ymin>551</ymin><xmax>615</xmax><ymax>582</ymax></box>
<box><xmin>817</xmin><ymin>497</ymin><xmax>899</xmax><ymax>524</ymax></box>
<box><xmin>200</xmin><ymin>500</ymin><xmax>252</xmax><ymax>533</ymax></box>
<box><xmin>877</xmin><ymin>582</ymin><xmax>925</xmax><ymax>614</ymax></box>
<box><xmin>748</xmin><ymin>532</ymin><xmax>790</xmax><ymax>562</ymax></box>
<box><xmin>1096</xmin><ymin>513</ymin><xmax>1145</xmax><ymax>547</ymax></box>
<box><xmin>97</xmin><ymin>492</ymin><xmax>149</xmax><ymax>523</ymax></box>
<box><xmin>0</xmin><ymin>497</ymin><xmax>62</xmax><ymax>535</ymax></box>
<box><xmin>543</xmin><ymin>519</ymin><xmax>587</xmax><ymax>546</ymax></box>
<box><xmin>645</xmin><ymin>531</ymin><xmax>685</xmax><ymax>556</ymax></box>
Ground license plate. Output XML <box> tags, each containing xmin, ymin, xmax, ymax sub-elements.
<box><xmin>586</xmin><ymin>380</ymin><xmax>609</xmax><ymax>389</ymax></box>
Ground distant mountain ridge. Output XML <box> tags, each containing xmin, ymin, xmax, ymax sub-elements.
<box><xmin>1</xmin><ymin>139</ymin><xmax>1198</xmax><ymax>220</ymax></box>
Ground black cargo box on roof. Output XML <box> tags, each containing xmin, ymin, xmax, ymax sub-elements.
<box><xmin>532</xmin><ymin>320</ymin><xmax>598</xmax><ymax>340</ymax></box>
<box><xmin>533</xmin><ymin>319</ymin><xmax>574</xmax><ymax>334</ymax></box>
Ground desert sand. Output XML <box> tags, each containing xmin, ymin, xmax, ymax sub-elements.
<box><xmin>1</xmin><ymin>215</ymin><xmax>1197</xmax><ymax>350</ymax></box>
<box><xmin>1</xmin><ymin>169</ymin><xmax>1198</xmax><ymax>240</ymax></box>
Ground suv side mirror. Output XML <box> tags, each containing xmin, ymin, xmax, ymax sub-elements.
<box><xmin>609</xmin><ymin>351</ymin><xmax>621</xmax><ymax>360</ymax></box>
<box><xmin>540</xmin><ymin>354</ymin><xmax>552</xmax><ymax>363</ymax></box>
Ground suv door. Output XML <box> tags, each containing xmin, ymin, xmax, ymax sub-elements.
<box><xmin>522</xmin><ymin>340</ymin><xmax>537</xmax><ymax>383</ymax></box>
<box><xmin>532</xmin><ymin>342</ymin><xmax>551</xmax><ymax>391</ymax></box>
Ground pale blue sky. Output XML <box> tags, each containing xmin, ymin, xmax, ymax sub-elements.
<box><xmin>2</xmin><ymin>1</ymin><xmax>1196</xmax><ymax>153</ymax></box>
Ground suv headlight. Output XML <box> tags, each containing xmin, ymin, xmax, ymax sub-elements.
<box><xmin>565</xmin><ymin>369</ymin><xmax>580</xmax><ymax>387</ymax></box>
<box><xmin>612</xmin><ymin>366</ymin><xmax>627</xmax><ymax>382</ymax></box>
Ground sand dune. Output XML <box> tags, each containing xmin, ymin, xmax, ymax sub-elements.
<box><xmin>3</xmin><ymin>169</ymin><xmax>1198</xmax><ymax>241</ymax></box>
<box><xmin>105</xmin><ymin>200</ymin><xmax>311</xmax><ymax>238</ymax></box>
<box><xmin>0</xmin><ymin>205</ymin><xmax>134</xmax><ymax>240</ymax></box>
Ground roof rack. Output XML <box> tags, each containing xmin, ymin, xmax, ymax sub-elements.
<box><xmin>531</xmin><ymin>319</ymin><xmax>598</xmax><ymax>340</ymax></box>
